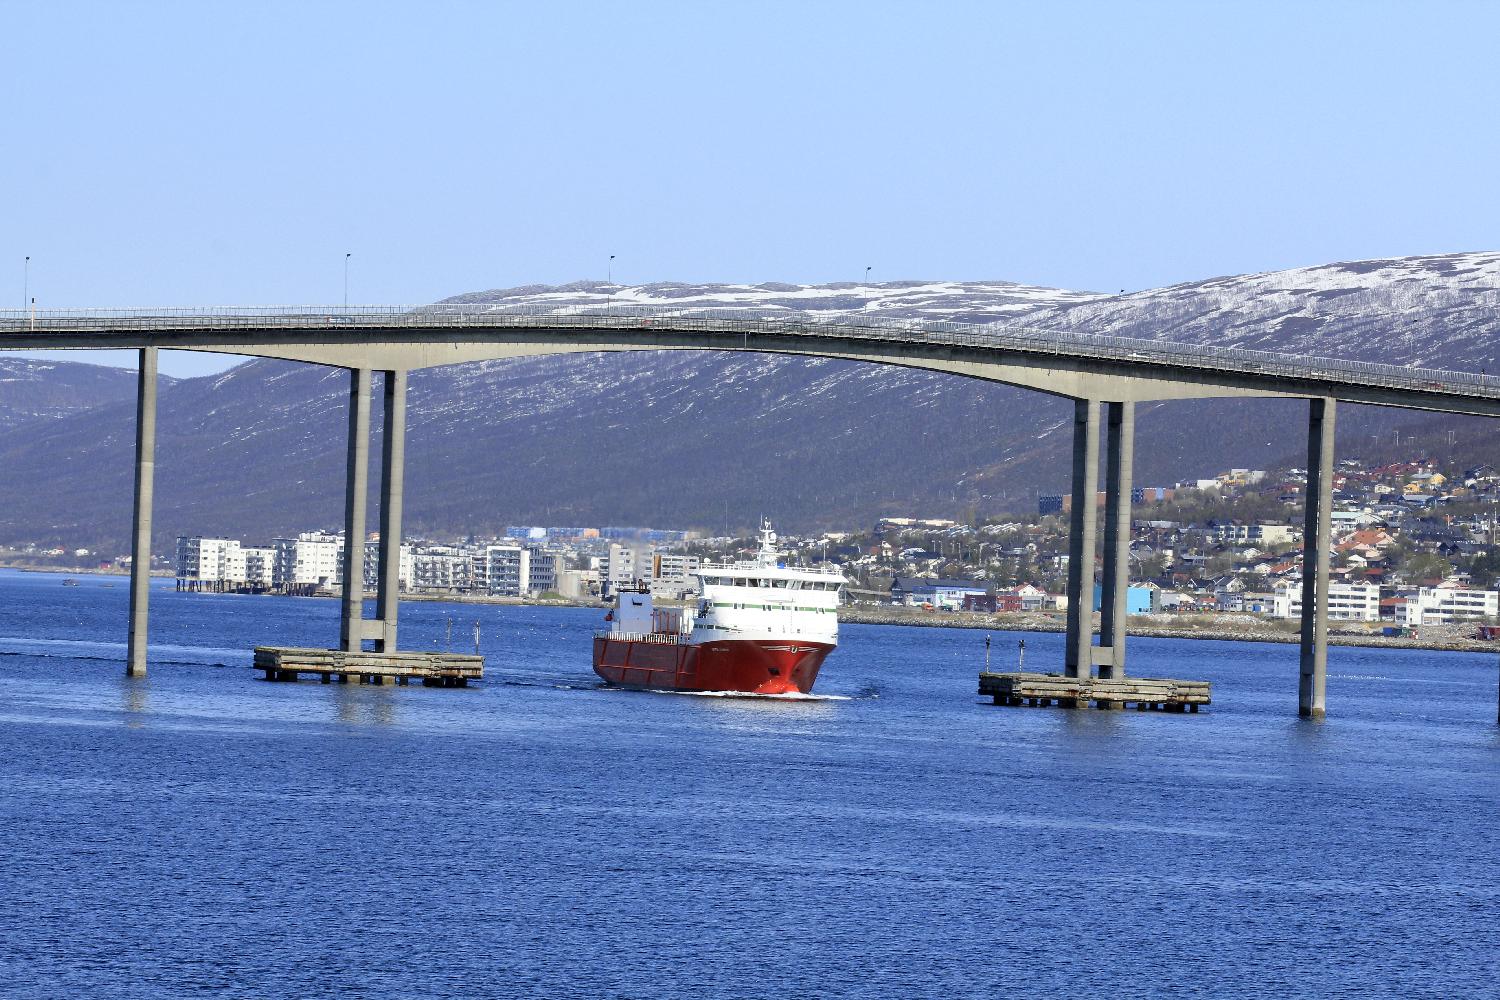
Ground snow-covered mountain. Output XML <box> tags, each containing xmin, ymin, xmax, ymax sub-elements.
<box><xmin>0</xmin><ymin>253</ymin><xmax>1495</xmax><ymax>553</ymax></box>
<box><xmin>441</xmin><ymin>276</ymin><xmax>1104</xmax><ymax>322</ymax></box>
<box><xmin>1029</xmin><ymin>251</ymin><xmax>1500</xmax><ymax>370</ymax></box>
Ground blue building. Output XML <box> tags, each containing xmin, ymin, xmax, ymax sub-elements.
<box><xmin>1092</xmin><ymin>584</ymin><xmax>1153</xmax><ymax>615</ymax></box>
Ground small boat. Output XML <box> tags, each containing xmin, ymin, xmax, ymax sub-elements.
<box><xmin>62</xmin><ymin>578</ymin><xmax>79</xmax><ymax>587</ymax></box>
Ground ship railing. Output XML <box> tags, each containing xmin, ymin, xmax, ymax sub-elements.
<box><xmin>698</xmin><ymin>560</ymin><xmax>846</xmax><ymax>577</ymax></box>
<box><xmin>595</xmin><ymin>630</ymin><xmax>691</xmax><ymax>645</ymax></box>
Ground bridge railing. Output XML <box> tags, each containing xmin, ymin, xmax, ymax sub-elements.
<box><xmin>2</xmin><ymin>302</ymin><xmax>1497</xmax><ymax>398</ymax></box>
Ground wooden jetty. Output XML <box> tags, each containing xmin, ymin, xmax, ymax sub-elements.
<box><xmin>254</xmin><ymin>647</ymin><xmax>483</xmax><ymax>687</ymax></box>
<box><xmin>979</xmin><ymin>671</ymin><xmax>1210</xmax><ymax>712</ymax></box>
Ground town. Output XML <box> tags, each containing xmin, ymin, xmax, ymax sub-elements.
<box><xmin>7</xmin><ymin>454</ymin><xmax>1499</xmax><ymax>634</ymax></box>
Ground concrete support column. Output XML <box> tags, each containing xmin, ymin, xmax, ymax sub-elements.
<box><xmin>126</xmin><ymin>347</ymin><xmax>159</xmax><ymax>677</ymax></box>
<box><xmin>340</xmin><ymin>368</ymin><xmax>372</xmax><ymax>652</ymax></box>
<box><xmin>1065</xmin><ymin>399</ymin><xmax>1100</xmax><ymax>678</ymax></box>
<box><xmin>375</xmin><ymin>369</ymin><xmax>407</xmax><ymax>652</ymax></box>
<box><xmin>1299</xmin><ymin>396</ymin><xmax>1337</xmax><ymax>719</ymax></box>
<box><xmin>1099</xmin><ymin>401</ymin><xmax>1135</xmax><ymax>680</ymax></box>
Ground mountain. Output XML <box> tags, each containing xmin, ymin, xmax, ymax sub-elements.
<box><xmin>0</xmin><ymin>356</ymin><xmax>164</xmax><ymax>432</ymax></box>
<box><xmin>0</xmin><ymin>253</ymin><xmax>1496</xmax><ymax>555</ymax></box>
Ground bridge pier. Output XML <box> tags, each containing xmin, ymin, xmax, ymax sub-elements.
<box><xmin>338</xmin><ymin>367</ymin><xmax>408</xmax><ymax>653</ymax></box>
<box><xmin>1299</xmin><ymin>397</ymin><xmax>1336</xmax><ymax>719</ymax></box>
<box><xmin>1097</xmin><ymin>401</ymin><xmax>1135</xmax><ymax>679</ymax></box>
<box><xmin>375</xmin><ymin>370</ymin><xmax>407</xmax><ymax>652</ymax></box>
<box><xmin>339</xmin><ymin>368</ymin><xmax>373</xmax><ymax>652</ymax></box>
<box><xmin>1064</xmin><ymin>400</ymin><xmax>1100</xmax><ymax>678</ymax></box>
<box><xmin>126</xmin><ymin>347</ymin><xmax>158</xmax><ymax>677</ymax></box>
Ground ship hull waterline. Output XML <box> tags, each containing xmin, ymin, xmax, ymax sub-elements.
<box><xmin>592</xmin><ymin>637</ymin><xmax>834</xmax><ymax>695</ymax></box>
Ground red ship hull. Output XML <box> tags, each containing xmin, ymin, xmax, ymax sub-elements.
<box><xmin>592</xmin><ymin>637</ymin><xmax>834</xmax><ymax>694</ymax></box>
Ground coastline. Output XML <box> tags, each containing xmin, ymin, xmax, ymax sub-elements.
<box><xmin>12</xmin><ymin>565</ymin><xmax>1490</xmax><ymax>654</ymax></box>
<box><xmin>0</xmin><ymin>564</ymin><xmax>174</xmax><ymax>578</ymax></box>
<box><xmin>838</xmin><ymin>605</ymin><xmax>1500</xmax><ymax>654</ymax></box>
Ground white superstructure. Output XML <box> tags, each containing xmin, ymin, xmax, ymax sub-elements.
<box><xmin>689</xmin><ymin>520</ymin><xmax>844</xmax><ymax>645</ymax></box>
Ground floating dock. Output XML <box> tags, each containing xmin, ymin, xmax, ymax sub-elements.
<box><xmin>979</xmin><ymin>671</ymin><xmax>1210</xmax><ymax>712</ymax></box>
<box><xmin>254</xmin><ymin>647</ymin><xmax>483</xmax><ymax>687</ymax></box>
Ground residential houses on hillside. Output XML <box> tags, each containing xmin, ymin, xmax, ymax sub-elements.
<box><xmin>154</xmin><ymin>457</ymin><xmax>1500</xmax><ymax>630</ymax></box>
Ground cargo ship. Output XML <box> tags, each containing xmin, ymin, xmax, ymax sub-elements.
<box><xmin>592</xmin><ymin>520</ymin><xmax>845</xmax><ymax>694</ymax></box>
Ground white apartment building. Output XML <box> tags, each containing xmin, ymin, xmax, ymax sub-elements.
<box><xmin>605</xmin><ymin>543</ymin><xmax>700</xmax><ymax>598</ymax></box>
<box><xmin>412</xmin><ymin>545</ymin><xmax>472</xmax><ymax>592</ymax></box>
<box><xmin>484</xmin><ymin>545</ymin><xmax>531</xmax><ymax>597</ymax></box>
<box><xmin>606</xmin><ymin>543</ymin><xmax>651</xmax><ymax>593</ymax></box>
<box><xmin>242</xmin><ymin>546</ymin><xmax>276</xmax><ymax>589</ymax></box>
<box><xmin>359</xmin><ymin>540</ymin><xmax>413</xmax><ymax>591</ymax></box>
<box><xmin>1403</xmin><ymin>587</ymin><xmax>1500</xmax><ymax>625</ymax></box>
<box><xmin>1272</xmin><ymin>581</ymin><xmax>1382</xmax><ymax>622</ymax></box>
<box><xmin>273</xmin><ymin>532</ymin><xmax>344</xmax><ymax>588</ymax></box>
<box><xmin>178</xmin><ymin>537</ymin><xmax>297</xmax><ymax>590</ymax></box>
<box><xmin>175</xmin><ymin>536</ymin><xmax>244</xmax><ymax>586</ymax></box>
<box><xmin>1211</xmin><ymin>523</ymin><xmax>1296</xmax><ymax>546</ymax></box>
<box><xmin>650</xmin><ymin>551</ymin><xmax>701</xmax><ymax>600</ymax></box>
<box><xmin>477</xmin><ymin>544</ymin><xmax>559</xmax><ymax>597</ymax></box>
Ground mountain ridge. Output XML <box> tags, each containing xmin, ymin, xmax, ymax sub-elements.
<box><xmin>1</xmin><ymin>252</ymin><xmax>1495</xmax><ymax>554</ymax></box>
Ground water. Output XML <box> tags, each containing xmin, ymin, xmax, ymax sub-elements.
<box><xmin>1</xmin><ymin>568</ymin><xmax>1497</xmax><ymax>999</ymax></box>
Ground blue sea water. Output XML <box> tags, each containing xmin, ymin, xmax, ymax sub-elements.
<box><xmin>0</xmin><ymin>567</ymin><xmax>1497</xmax><ymax>999</ymax></box>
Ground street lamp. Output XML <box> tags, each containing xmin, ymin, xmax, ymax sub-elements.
<box><xmin>344</xmin><ymin>253</ymin><xmax>351</xmax><ymax>310</ymax></box>
<box><xmin>23</xmin><ymin>256</ymin><xmax>29</xmax><ymax>310</ymax></box>
<box><xmin>865</xmin><ymin>265</ymin><xmax>871</xmax><ymax>284</ymax></box>
<box><xmin>608</xmin><ymin>255</ymin><xmax>615</xmax><ymax>284</ymax></box>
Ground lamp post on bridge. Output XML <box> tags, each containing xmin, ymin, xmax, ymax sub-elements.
<box><xmin>23</xmin><ymin>256</ymin><xmax>29</xmax><ymax>310</ymax></box>
<box><xmin>344</xmin><ymin>253</ymin><xmax>351</xmax><ymax>310</ymax></box>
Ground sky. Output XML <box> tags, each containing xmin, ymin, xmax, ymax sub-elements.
<box><xmin>3</xmin><ymin>0</ymin><xmax>1498</xmax><ymax>376</ymax></box>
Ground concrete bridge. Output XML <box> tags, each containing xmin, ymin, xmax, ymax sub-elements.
<box><xmin>6</xmin><ymin>304</ymin><xmax>1500</xmax><ymax>719</ymax></box>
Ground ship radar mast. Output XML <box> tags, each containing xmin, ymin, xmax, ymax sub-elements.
<box><xmin>756</xmin><ymin>517</ymin><xmax>779</xmax><ymax>566</ymax></box>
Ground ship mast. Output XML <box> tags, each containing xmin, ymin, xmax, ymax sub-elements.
<box><xmin>756</xmin><ymin>517</ymin><xmax>778</xmax><ymax>566</ymax></box>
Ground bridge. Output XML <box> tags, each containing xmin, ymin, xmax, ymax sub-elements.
<box><xmin>6</xmin><ymin>304</ymin><xmax>1500</xmax><ymax>719</ymax></box>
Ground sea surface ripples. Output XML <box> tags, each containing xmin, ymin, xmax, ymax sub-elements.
<box><xmin>0</xmin><ymin>569</ymin><xmax>1497</xmax><ymax>998</ymax></box>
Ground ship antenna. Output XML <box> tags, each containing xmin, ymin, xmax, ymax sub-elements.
<box><xmin>758</xmin><ymin>517</ymin><xmax>777</xmax><ymax>564</ymax></box>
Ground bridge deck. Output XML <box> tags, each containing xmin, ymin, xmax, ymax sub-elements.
<box><xmin>3</xmin><ymin>305</ymin><xmax>1498</xmax><ymax>413</ymax></box>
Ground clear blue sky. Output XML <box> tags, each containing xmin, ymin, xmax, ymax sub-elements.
<box><xmin>4</xmin><ymin>0</ymin><xmax>1498</xmax><ymax>376</ymax></box>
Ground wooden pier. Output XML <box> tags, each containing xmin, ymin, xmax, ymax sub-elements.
<box><xmin>254</xmin><ymin>647</ymin><xmax>483</xmax><ymax>687</ymax></box>
<box><xmin>979</xmin><ymin>671</ymin><xmax>1210</xmax><ymax>712</ymax></box>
